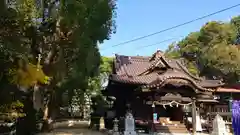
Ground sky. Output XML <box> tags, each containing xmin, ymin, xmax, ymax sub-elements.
<box><xmin>99</xmin><ymin>0</ymin><xmax>240</xmax><ymax>57</ymax></box>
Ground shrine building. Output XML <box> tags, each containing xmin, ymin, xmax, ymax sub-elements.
<box><xmin>104</xmin><ymin>50</ymin><xmax>240</xmax><ymax>134</ymax></box>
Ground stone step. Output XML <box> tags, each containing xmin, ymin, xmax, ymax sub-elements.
<box><xmin>169</xmin><ymin>121</ymin><xmax>181</xmax><ymax>124</ymax></box>
<box><xmin>154</xmin><ymin>123</ymin><xmax>189</xmax><ymax>133</ymax></box>
<box><xmin>155</xmin><ymin>126</ymin><xmax>187</xmax><ymax>130</ymax></box>
<box><xmin>155</xmin><ymin>130</ymin><xmax>189</xmax><ymax>134</ymax></box>
<box><xmin>155</xmin><ymin>128</ymin><xmax>188</xmax><ymax>132</ymax></box>
<box><xmin>154</xmin><ymin>133</ymin><xmax>191</xmax><ymax>135</ymax></box>
<box><xmin>155</xmin><ymin>124</ymin><xmax>186</xmax><ymax>128</ymax></box>
<box><xmin>156</xmin><ymin>130</ymin><xmax>189</xmax><ymax>133</ymax></box>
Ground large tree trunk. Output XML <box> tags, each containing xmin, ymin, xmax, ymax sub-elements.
<box><xmin>16</xmin><ymin>93</ymin><xmax>36</xmax><ymax>135</ymax></box>
<box><xmin>41</xmin><ymin>92</ymin><xmax>53</xmax><ymax>132</ymax></box>
<box><xmin>41</xmin><ymin>102</ymin><xmax>53</xmax><ymax>132</ymax></box>
<box><xmin>33</xmin><ymin>84</ymin><xmax>43</xmax><ymax>111</ymax></box>
<box><xmin>41</xmin><ymin>90</ymin><xmax>59</xmax><ymax>132</ymax></box>
<box><xmin>0</xmin><ymin>0</ymin><xmax>6</xmax><ymax>12</ymax></box>
<box><xmin>43</xmin><ymin>103</ymin><xmax>49</xmax><ymax>120</ymax></box>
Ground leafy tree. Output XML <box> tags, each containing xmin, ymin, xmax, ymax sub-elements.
<box><xmin>58</xmin><ymin>56</ymin><xmax>113</xmax><ymax>115</ymax></box>
<box><xmin>165</xmin><ymin>43</ymin><xmax>181</xmax><ymax>59</ymax></box>
<box><xmin>201</xmin><ymin>43</ymin><xmax>240</xmax><ymax>81</ymax></box>
<box><xmin>165</xmin><ymin>16</ymin><xmax>240</xmax><ymax>83</ymax></box>
<box><xmin>231</xmin><ymin>16</ymin><xmax>240</xmax><ymax>44</ymax></box>
<box><xmin>0</xmin><ymin>100</ymin><xmax>25</xmax><ymax>121</ymax></box>
<box><xmin>0</xmin><ymin>0</ymin><xmax>117</xmax><ymax>132</ymax></box>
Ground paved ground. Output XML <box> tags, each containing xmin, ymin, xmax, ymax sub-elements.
<box><xmin>39</xmin><ymin>129</ymin><xmax>212</xmax><ymax>135</ymax></box>
<box><xmin>38</xmin><ymin>128</ymin><xmax>105</xmax><ymax>135</ymax></box>
<box><xmin>37</xmin><ymin>120</ymin><xmax>232</xmax><ymax>135</ymax></box>
<box><xmin>38</xmin><ymin>120</ymin><xmax>106</xmax><ymax>135</ymax></box>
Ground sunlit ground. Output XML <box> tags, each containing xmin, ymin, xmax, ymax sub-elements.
<box><xmin>37</xmin><ymin>120</ymin><xmax>104</xmax><ymax>135</ymax></box>
<box><xmin>37</xmin><ymin>120</ymin><xmax>233</xmax><ymax>135</ymax></box>
<box><xmin>37</xmin><ymin>128</ymin><xmax>105</xmax><ymax>135</ymax></box>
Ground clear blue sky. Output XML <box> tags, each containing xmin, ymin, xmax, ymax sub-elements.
<box><xmin>99</xmin><ymin>0</ymin><xmax>240</xmax><ymax>56</ymax></box>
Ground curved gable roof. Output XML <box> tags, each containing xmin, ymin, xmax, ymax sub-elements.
<box><xmin>111</xmin><ymin>51</ymin><xmax>224</xmax><ymax>92</ymax></box>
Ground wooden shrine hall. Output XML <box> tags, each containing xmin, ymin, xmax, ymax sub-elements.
<box><xmin>104</xmin><ymin>50</ymin><xmax>240</xmax><ymax>134</ymax></box>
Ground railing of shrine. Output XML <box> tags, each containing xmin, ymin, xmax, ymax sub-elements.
<box><xmin>207</xmin><ymin>105</ymin><xmax>232</xmax><ymax>133</ymax></box>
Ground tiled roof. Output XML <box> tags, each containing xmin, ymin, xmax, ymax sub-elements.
<box><xmin>216</xmin><ymin>88</ymin><xmax>240</xmax><ymax>93</ymax></box>
<box><xmin>216</xmin><ymin>83</ymin><xmax>240</xmax><ymax>93</ymax></box>
<box><xmin>110</xmin><ymin>51</ymin><xmax>224</xmax><ymax>92</ymax></box>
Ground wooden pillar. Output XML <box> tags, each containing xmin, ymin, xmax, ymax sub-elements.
<box><xmin>192</xmin><ymin>98</ymin><xmax>197</xmax><ymax>135</ymax></box>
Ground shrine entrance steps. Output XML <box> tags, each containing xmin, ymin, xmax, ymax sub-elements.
<box><xmin>153</xmin><ymin>121</ymin><xmax>189</xmax><ymax>134</ymax></box>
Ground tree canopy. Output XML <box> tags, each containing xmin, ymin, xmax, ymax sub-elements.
<box><xmin>0</xmin><ymin>0</ymin><xmax>117</xmax><ymax>123</ymax></box>
<box><xmin>165</xmin><ymin>16</ymin><xmax>240</xmax><ymax>83</ymax></box>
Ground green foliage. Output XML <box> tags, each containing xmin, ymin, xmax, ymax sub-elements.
<box><xmin>178</xmin><ymin>32</ymin><xmax>202</xmax><ymax>55</ymax></box>
<box><xmin>100</xmin><ymin>56</ymin><xmax>113</xmax><ymax>73</ymax></box>
<box><xmin>0</xmin><ymin>0</ymin><xmax>116</xmax><ymax>87</ymax></box>
<box><xmin>186</xmin><ymin>60</ymin><xmax>200</xmax><ymax>76</ymax></box>
<box><xmin>201</xmin><ymin>44</ymin><xmax>240</xmax><ymax>81</ymax></box>
<box><xmin>60</xmin><ymin>56</ymin><xmax>113</xmax><ymax>107</ymax></box>
<box><xmin>165</xmin><ymin>43</ymin><xmax>181</xmax><ymax>58</ymax></box>
<box><xmin>165</xmin><ymin>15</ymin><xmax>240</xmax><ymax>82</ymax></box>
<box><xmin>0</xmin><ymin>0</ymin><xmax>116</xmax><ymax>88</ymax></box>
<box><xmin>8</xmin><ymin>63</ymin><xmax>50</xmax><ymax>88</ymax></box>
<box><xmin>0</xmin><ymin>100</ymin><xmax>25</xmax><ymax>121</ymax></box>
<box><xmin>0</xmin><ymin>0</ymin><xmax>117</xmax><ymax>122</ymax></box>
<box><xmin>231</xmin><ymin>16</ymin><xmax>240</xmax><ymax>31</ymax></box>
<box><xmin>231</xmin><ymin>16</ymin><xmax>240</xmax><ymax>44</ymax></box>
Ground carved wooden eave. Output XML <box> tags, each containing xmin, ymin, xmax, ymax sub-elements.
<box><xmin>142</xmin><ymin>76</ymin><xmax>215</xmax><ymax>92</ymax></box>
<box><xmin>138</xmin><ymin>52</ymin><xmax>171</xmax><ymax>76</ymax></box>
<box><xmin>157</xmin><ymin>93</ymin><xmax>191</xmax><ymax>102</ymax></box>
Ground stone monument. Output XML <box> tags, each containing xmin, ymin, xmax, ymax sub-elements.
<box><xmin>124</xmin><ymin>112</ymin><xmax>137</xmax><ymax>135</ymax></box>
<box><xmin>99</xmin><ymin>117</ymin><xmax>105</xmax><ymax>130</ymax></box>
<box><xmin>112</xmin><ymin>118</ymin><xmax>120</xmax><ymax>135</ymax></box>
<box><xmin>196</xmin><ymin>109</ymin><xmax>202</xmax><ymax>132</ymax></box>
<box><xmin>211</xmin><ymin>114</ymin><xmax>227</xmax><ymax>135</ymax></box>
